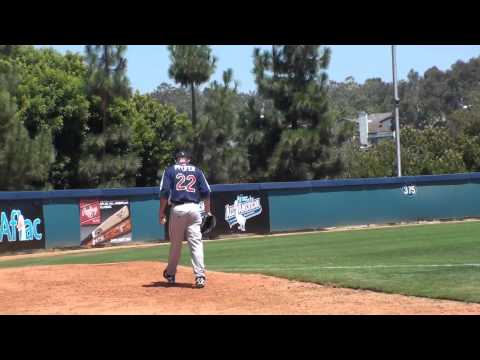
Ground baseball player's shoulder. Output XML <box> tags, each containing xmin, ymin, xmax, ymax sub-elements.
<box><xmin>195</xmin><ymin>166</ymin><xmax>207</xmax><ymax>175</ymax></box>
<box><xmin>191</xmin><ymin>164</ymin><xmax>204</xmax><ymax>172</ymax></box>
<box><xmin>163</xmin><ymin>166</ymin><xmax>174</xmax><ymax>176</ymax></box>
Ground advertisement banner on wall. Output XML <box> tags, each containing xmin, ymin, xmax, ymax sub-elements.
<box><xmin>210</xmin><ymin>191</ymin><xmax>270</xmax><ymax>238</ymax></box>
<box><xmin>0</xmin><ymin>201</ymin><xmax>46</xmax><ymax>253</ymax></box>
<box><xmin>80</xmin><ymin>199</ymin><xmax>132</xmax><ymax>247</ymax></box>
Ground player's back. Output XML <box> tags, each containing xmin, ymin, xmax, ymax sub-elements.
<box><xmin>162</xmin><ymin>163</ymin><xmax>210</xmax><ymax>204</ymax></box>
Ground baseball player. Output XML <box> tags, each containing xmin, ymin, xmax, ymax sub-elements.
<box><xmin>159</xmin><ymin>150</ymin><xmax>212</xmax><ymax>288</ymax></box>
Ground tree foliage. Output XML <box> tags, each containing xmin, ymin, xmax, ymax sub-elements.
<box><xmin>253</xmin><ymin>45</ymin><xmax>341</xmax><ymax>180</ymax></box>
<box><xmin>85</xmin><ymin>45</ymin><xmax>131</xmax><ymax>132</ymax></box>
<box><xmin>77</xmin><ymin>107</ymin><xmax>139</xmax><ymax>188</ymax></box>
<box><xmin>0</xmin><ymin>45</ymin><xmax>29</xmax><ymax>58</ymax></box>
<box><xmin>0</xmin><ymin>57</ymin><xmax>55</xmax><ymax>190</ymax></box>
<box><xmin>130</xmin><ymin>93</ymin><xmax>193</xmax><ymax>186</ymax></box>
<box><xmin>150</xmin><ymin>82</ymin><xmax>196</xmax><ymax>117</ymax></box>
<box><xmin>9</xmin><ymin>47</ymin><xmax>90</xmax><ymax>188</ymax></box>
<box><xmin>4</xmin><ymin>45</ymin><xmax>480</xmax><ymax>190</ymax></box>
<box><xmin>78</xmin><ymin>45</ymin><xmax>138</xmax><ymax>188</ymax></box>
<box><xmin>398</xmin><ymin>70</ymin><xmax>424</xmax><ymax>128</ymax></box>
<box><xmin>336</xmin><ymin>54</ymin><xmax>480</xmax><ymax>179</ymax></box>
<box><xmin>196</xmin><ymin>69</ymin><xmax>249</xmax><ymax>184</ymax></box>
<box><xmin>340</xmin><ymin>127</ymin><xmax>467</xmax><ymax>178</ymax></box>
<box><xmin>167</xmin><ymin>45</ymin><xmax>217</xmax><ymax>128</ymax></box>
<box><xmin>238</xmin><ymin>96</ymin><xmax>282</xmax><ymax>181</ymax></box>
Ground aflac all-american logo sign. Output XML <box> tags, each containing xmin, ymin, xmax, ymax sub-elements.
<box><xmin>0</xmin><ymin>210</ymin><xmax>43</xmax><ymax>242</ymax></box>
<box><xmin>225</xmin><ymin>195</ymin><xmax>262</xmax><ymax>232</ymax></box>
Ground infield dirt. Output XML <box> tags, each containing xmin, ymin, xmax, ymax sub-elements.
<box><xmin>1</xmin><ymin>261</ymin><xmax>480</xmax><ymax>314</ymax></box>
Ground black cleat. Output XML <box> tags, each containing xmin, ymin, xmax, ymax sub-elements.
<box><xmin>163</xmin><ymin>269</ymin><xmax>175</xmax><ymax>284</ymax></box>
<box><xmin>195</xmin><ymin>276</ymin><xmax>206</xmax><ymax>288</ymax></box>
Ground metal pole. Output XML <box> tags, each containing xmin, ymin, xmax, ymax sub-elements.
<box><xmin>392</xmin><ymin>45</ymin><xmax>402</xmax><ymax>177</ymax></box>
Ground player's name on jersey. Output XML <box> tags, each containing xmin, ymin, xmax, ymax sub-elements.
<box><xmin>174</xmin><ymin>165</ymin><xmax>196</xmax><ymax>172</ymax></box>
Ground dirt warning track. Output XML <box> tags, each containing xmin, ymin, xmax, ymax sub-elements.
<box><xmin>1</xmin><ymin>261</ymin><xmax>480</xmax><ymax>315</ymax></box>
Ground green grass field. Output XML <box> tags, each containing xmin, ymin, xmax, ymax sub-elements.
<box><xmin>1</xmin><ymin>221</ymin><xmax>480</xmax><ymax>303</ymax></box>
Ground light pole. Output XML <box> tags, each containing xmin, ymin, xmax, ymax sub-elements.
<box><xmin>392</xmin><ymin>45</ymin><xmax>402</xmax><ymax>177</ymax></box>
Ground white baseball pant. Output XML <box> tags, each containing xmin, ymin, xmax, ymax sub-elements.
<box><xmin>165</xmin><ymin>203</ymin><xmax>205</xmax><ymax>278</ymax></box>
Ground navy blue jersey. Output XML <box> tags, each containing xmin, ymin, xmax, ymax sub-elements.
<box><xmin>159</xmin><ymin>164</ymin><xmax>211</xmax><ymax>203</ymax></box>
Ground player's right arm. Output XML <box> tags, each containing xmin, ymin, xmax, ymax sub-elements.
<box><xmin>159</xmin><ymin>198</ymin><xmax>168</xmax><ymax>225</ymax></box>
<box><xmin>159</xmin><ymin>168</ymin><xmax>173</xmax><ymax>224</ymax></box>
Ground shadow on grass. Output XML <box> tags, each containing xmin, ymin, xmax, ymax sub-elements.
<box><xmin>143</xmin><ymin>281</ymin><xmax>195</xmax><ymax>289</ymax></box>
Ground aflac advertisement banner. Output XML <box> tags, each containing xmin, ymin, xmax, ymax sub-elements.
<box><xmin>210</xmin><ymin>190</ymin><xmax>270</xmax><ymax>238</ymax></box>
<box><xmin>225</xmin><ymin>195</ymin><xmax>263</xmax><ymax>231</ymax></box>
<box><xmin>0</xmin><ymin>201</ymin><xmax>46</xmax><ymax>253</ymax></box>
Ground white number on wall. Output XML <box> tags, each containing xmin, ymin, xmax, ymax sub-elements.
<box><xmin>402</xmin><ymin>185</ymin><xmax>416</xmax><ymax>196</ymax></box>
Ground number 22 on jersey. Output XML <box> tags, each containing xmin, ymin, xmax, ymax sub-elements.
<box><xmin>175</xmin><ymin>173</ymin><xmax>196</xmax><ymax>193</ymax></box>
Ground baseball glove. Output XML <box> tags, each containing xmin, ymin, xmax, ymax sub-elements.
<box><xmin>201</xmin><ymin>214</ymin><xmax>216</xmax><ymax>235</ymax></box>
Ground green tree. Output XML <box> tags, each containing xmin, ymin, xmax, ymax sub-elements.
<box><xmin>340</xmin><ymin>127</ymin><xmax>466</xmax><ymax>178</ymax></box>
<box><xmin>151</xmin><ymin>82</ymin><xmax>207</xmax><ymax>120</ymax></box>
<box><xmin>130</xmin><ymin>92</ymin><xmax>193</xmax><ymax>186</ymax></box>
<box><xmin>402</xmin><ymin>127</ymin><xmax>466</xmax><ymax>175</ymax></box>
<box><xmin>361</xmin><ymin>78</ymin><xmax>393</xmax><ymax>113</ymax></box>
<box><xmin>253</xmin><ymin>45</ymin><xmax>341</xmax><ymax>180</ymax></box>
<box><xmin>0</xmin><ymin>45</ymin><xmax>29</xmax><ymax>58</ymax></box>
<box><xmin>78</xmin><ymin>45</ymin><xmax>139</xmax><ymax>188</ymax></box>
<box><xmin>445</xmin><ymin>58</ymin><xmax>480</xmax><ymax>112</ymax></box>
<box><xmin>8</xmin><ymin>47</ymin><xmax>90</xmax><ymax>188</ymax></box>
<box><xmin>339</xmin><ymin>140</ymin><xmax>396</xmax><ymax>178</ymax></box>
<box><xmin>398</xmin><ymin>70</ymin><xmax>425</xmax><ymax>128</ymax></box>
<box><xmin>167</xmin><ymin>45</ymin><xmax>217</xmax><ymax>128</ymax></box>
<box><xmin>84</xmin><ymin>45</ymin><xmax>131</xmax><ymax>134</ymax></box>
<box><xmin>419</xmin><ymin>66</ymin><xmax>450</xmax><ymax>125</ymax></box>
<box><xmin>0</xmin><ymin>59</ymin><xmax>55</xmax><ymax>190</ymax></box>
<box><xmin>238</xmin><ymin>95</ymin><xmax>282</xmax><ymax>182</ymax></box>
<box><xmin>78</xmin><ymin>97</ymin><xmax>140</xmax><ymax>188</ymax></box>
<box><xmin>448</xmin><ymin>90</ymin><xmax>480</xmax><ymax>171</ymax></box>
<box><xmin>0</xmin><ymin>61</ymin><xmax>17</xmax><ymax>140</ymax></box>
<box><xmin>327</xmin><ymin>77</ymin><xmax>363</xmax><ymax>121</ymax></box>
<box><xmin>447</xmin><ymin>90</ymin><xmax>480</xmax><ymax>136</ymax></box>
<box><xmin>328</xmin><ymin>76</ymin><xmax>393</xmax><ymax>123</ymax></box>
<box><xmin>196</xmin><ymin>69</ymin><xmax>249</xmax><ymax>184</ymax></box>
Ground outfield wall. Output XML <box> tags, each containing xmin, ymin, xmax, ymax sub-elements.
<box><xmin>265</xmin><ymin>174</ymin><xmax>480</xmax><ymax>232</ymax></box>
<box><xmin>1</xmin><ymin>172</ymin><xmax>480</xmax><ymax>253</ymax></box>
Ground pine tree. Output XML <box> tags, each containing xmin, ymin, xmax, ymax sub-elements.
<box><xmin>78</xmin><ymin>45</ymin><xmax>139</xmax><ymax>188</ymax></box>
<box><xmin>84</xmin><ymin>45</ymin><xmax>131</xmax><ymax>134</ymax></box>
<box><xmin>167</xmin><ymin>45</ymin><xmax>217</xmax><ymax>128</ymax></box>
<box><xmin>238</xmin><ymin>95</ymin><xmax>282</xmax><ymax>182</ymax></box>
<box><xmin>253</xmin><ymin>45</ymin><xmax>341</xmax><ymax>180</ymax></box>
<box><xmin>167</xmin><ymin>45</ymin><xmax>217</xmax><ymax>164</ymax></box>
<box><xmin>196</xmin><ymin>69</ymin><xmax>249</xmax><ymax>183</ymax></box>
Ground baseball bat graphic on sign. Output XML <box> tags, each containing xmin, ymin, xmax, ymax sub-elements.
<box><xmin>92</xmin><ymin>218</ymin><xmax>132</xmax><ymax>246</ymax></box>
<box><xmin>81</xmin><ymin>205</ymin><xmax>130</xmax><ymax>246</ymax></box>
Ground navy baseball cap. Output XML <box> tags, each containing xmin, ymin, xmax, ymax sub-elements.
<box><xmin>175</xmin><ymin>150</ymin><xmax>191</xmax><ymax>159</ymax></box>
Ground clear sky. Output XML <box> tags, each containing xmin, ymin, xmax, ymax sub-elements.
<box><xmin>35</xmin><ymin>45</ymin><xmax>480</xmax><ymax>94</ymax></box>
